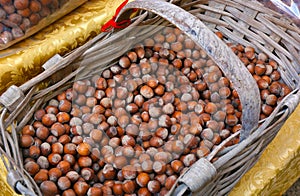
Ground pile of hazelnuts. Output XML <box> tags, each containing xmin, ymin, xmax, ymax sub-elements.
<box><xmin>20</xmin><ymin>27</ymin><xmax>291</xmax><ymax>196</ymax></box>
<box><xmin>0</xmin><ymin>0</ymin><xmax>68</xmax><ymax>44</ymax></box>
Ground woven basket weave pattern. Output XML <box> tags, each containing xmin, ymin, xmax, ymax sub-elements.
<box><xmin>0</xmin><ymin>0</ymin><xmax>299</xmax><ymax>195</ymax></box>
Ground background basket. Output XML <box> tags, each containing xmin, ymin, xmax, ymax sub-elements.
<box><xmin>0</xmin><ymin>0</ymin><xmax>299</xmax><ymax>195</ymax></box>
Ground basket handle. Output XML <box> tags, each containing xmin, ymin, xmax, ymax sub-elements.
<box><xmin>117</xmin><ymin>0</ymin><xmax>261</xmax><ymax>141</ymax></box>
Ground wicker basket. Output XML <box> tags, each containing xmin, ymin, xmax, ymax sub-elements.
<box><xmin>0</xmin><ymin>0</ymin><xmax>299</xmax><ymax>195</ymax></box>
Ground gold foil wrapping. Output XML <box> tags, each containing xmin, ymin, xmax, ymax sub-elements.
<box><xmin>0</xmin><ymin>0</ymin><xmax>125</xmax><ymax>95</ymax></box>
<box><xmin>0</xmin><ymin>158</ymin><xmax>17</xmax><ymax>196</ymax></box>
<box><xmin>230</xmin><ymin>104</ymin><xmax>300</xmax><ymax>195</ymax></box>
<box><xmin>0</xmin><ymin>0</ymin><xmax>299</xmax><ymax>195</ymax></box>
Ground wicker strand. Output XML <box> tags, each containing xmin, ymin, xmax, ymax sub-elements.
<box><xmin>4</xmin><ymin>86</ymin><xmax>36</xmax><ymax>128</ymax></box>
<box><xmin>282</xmin><ymin>91</ymin><xmax>300</xmax><ymax>112</ymax></box>
<box><xmin>0</xmin><ymin>86</ymin><xmax>25</xmax><ymax>112</ymax></box>
<box><xmin>0</xmin><ymin>109</ymin><xmax>12</xmax><ymax>161</ymax></box>
<box><xmin>179</xmin><ymin>158</ymin><xmax>217</xmax><ymax>192</ymax></box>
<box><xmin>11</xmin><ymin>124</ymin><xmax>23</xmax><ymax>171</ymax></box>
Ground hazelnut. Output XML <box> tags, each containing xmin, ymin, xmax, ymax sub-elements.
<box><xmin>57</xmin><ymin>176</ymin><xmax>71</xmax><ymax>191</ymax></box>
<box><xmin>89</xmin><ymin>129</ymin><xmax>103</xmax><ymax>142</ymax></box>
<box><xmin>122</xmin><ymin>165</ymin><xmax>137</xmax><ymax>180</ymax></box>
<box><xmin>34</xmin><ymin>169</ymin><xmax>48</xmax><ymax>184</ymax></box>
<box><xmin>181</xmin><ymin>154</ymin><xmax>196</xmax><ymax>167</ymax></box>
<box><xmin>158</xmin><ymin>114</ymin><xmax>172</xmax><ymax>127</ymax></box>
<box><xmin>71</xmin><ymin>135</ymin><xmax>83</xmax><ymax>145</ymax></box>
<box><xmin>140</xmin><ymin>85</ymin><xmax>154</xmax><ymax>99</ymax></box>
<box><xmin>136</xmin><ymin>172</ymin><xmax>150</xmax><ymax>187</ymax></box>
<box><xmin>25</xmin><ymin>161</ymin><xmax>40</xmax><ymax>176</ymax></box>
<box><xmin>153</xmin><ymin>161</ymin><xmax>166</xmax><ymax>174</ymax></box>
<box><xmin>29</xmin><ymin>13</ymin><xmax>41</xmax><ymax>25</ymax></box>
<box><xmin>81</xmin><ymin>168</ymin><xmax>95</xmax><ymax>181</ymax></box>
<box><xmin>162</xmin><ymin>103</ymin><xmax>175</xmax><ymax>115</ymax></box>
<box><xmin>0</xmin><ymin>0</ymin><xmax>12</xmax><ymax>6</ymax></box>
<box><xmin>261</xmin><ymin>75</ymin><xmax>272</xmax><ymax>85</ymax></box>
<box><xmin>255</xmin><ymin>64</ymin><xmax>266</xmax><ymax>75</ymax></box>
<box><xmin>100</xmin><ymin>97</ymin><xmax>112</xmax><ymax>108</ymax></box>
<box><xmin>149</xmin><ymin>106</ymin><xmax>162</xmax><ymax>118</ymax></box>
<box><xmin>270</xmin><ymin>70</ymin><xmax>281</xmax><ymax>81</ymax></box>
<box><xmin>122</xmin><ymin>145</ymin><xmax>135</xmax><ymax>158</ymax></box>
<box><xmin>57</xmin><ymin>160</ymin><xmax>71</xmax><ymax>174</ymax></box>
<box><xmin>22</xmin><ymin>125</ymin><xmax>35</xmax><ymax>136</ymax></box>
<box><xmin>40</xmin><ymin>181</ymin><xmax>58</xmax><ymax>196</ymax></box>
<box><xmin>212</xmin><ymin>133</ymin><xmax>221</xmax><ymax>145</ymax></box>
<box><xmin>134</xmin><ymin>95</ymin><xmax>145</xmax><ymax>108</ymax></box>
<box><xmin>219</xmin><ymin>129</ymin><xmax>231</xmax><ymax>139</ymax></box>
<box><xmin>147</xmin><ymin>180</ymin><xmax>161</xmax><ymax>193</ymax></box>
<box><xmin>197</xmin><ymin>146</ymin><xmax>211</xmax><ymax>158</ymax></box>
<box><xmin>149</xmin><ymin>136</ymin><xmax>164</xmax><ymax>148</ymax></box>
<box><xmin>102</xmin><ymin>164</ymin><xmax>116</xmax><ymax>180</ymax></box>
<box><xmin>172</xmin><ymin>140</ymin><xmax>184</xmax><ymax>154</ymax></box>
<box><xmin>33</xmin><ymin>121</ymin><xmax>43</xmax><ymax>129</ymax></box>
<box><xmin>280</xmin><ymin>84</ymin><xmax>291</xmax><ymax>97</ymax></box>
<box><xmin>87</xmin><ymin>187</ymin><xmax>102</xmax><ymax>196</ymax></box>
<box><xmin>165</xmin><ymin>175</ymin><xmax>177</xmax><ymax>190</ymax></box>
<box><xmin>29</xmin><ymin>0</ymin><xmax>42</xmax><ymax>12</ymax></box>
<box><xmin>269</xmin><ymin>82</ymin><xmax>282</xmax><ymax>96</ymax></box>
<box><xmin>14</xmin><ymin>0</ymin><xmax>29</xmax><ymax>10</ymax></box>
<box><xmin>20</xmin><ymin>135</ymin><xmax>34</xmax><ymax>148</ymax></box>
<box><xmin>126</xmin><ymin>103</ymin><xmax>139</xmax><ymax>114</ymax></box>
<box><xmin>121</xmin><ymin>135</ymin><xmax>136</xmax><ymax>147</ymax></box>
<box><xmin>51</xmin><ymin>142</ymin><xmax>63</xmax><ymax>154</ymax></box>
<box><xmin>257</xmin><ymin>79</ymin><xmax>269</xmax><ymax>89</ymax></box>
<box><xmin>266</xmin><ymin>94</ymin><xmax>277</xmax><ymax>106</ymax></box>
<box><xmin>42</xmin><ymin>114</ymin><xmax>57</xmax><ymax>127</ymax></box>
<box><xmin>138</xmin><ymin>187</ymin><xmax>151</xmax><ymax>196</ymax></box>
<box><xmin>74</xmin><ymin>181</ymin><xmax>90</xmax><ymax>196</ymax></box>
<box><xmin>155</xmin><ymin>127</ymin><xmax>168</xmax><ymax>140</ymax></box>
<box><xmin>58</xmin><ymin>134</ymin><xmax>71</xmax><ymax>145</ymax></box>
<box><xmin>219</xmin><ymin>87</ymin><xmax>231</xmax><ymax>98</ymax></box>
<box><xmin>66</xmin><ymin>171</ymin><xmax>80</xmax><ymax>183</ymax></box>
<box><xmin>40</xmin><ymin>142</ymin><xmax>51</xmax><ymax>156</ymax></box>
<box><xmin>48</xmin><ymin>167</ymin><xmax>62</xmax><ymax>182</ymax></box>
<box><xmin>204</xmin><ymin>102</ymin><xmax>218</xmax><ymax>114</ymax></box>
<box><xmin>113</xmin><ymin>156</ymin><xmax>128</xmax><ymax>169</ymax></box>
<box><xmin>171</xmin><ymin>160</ymin><xmax>184</xmax><ymax>173</ymax></box>
<box><xmin>118</xmin><ymin>115</ymin><xmax>130</xmax><ymax>129</ymax></box>
<box><xmin>112</xmin><ymin>182</ymin><xmax>123</xmax><ymax>195</ymax></box>
<box><xmin>77</xmin><ymin>142</ymin><xmax>91</xmax><ymax>156</ymax></box>
<box><xmin>262</xmin><ymin>104</ymin><xmax>273</xmax><ymax>116</ymax></box>
<box><xmin>63</xmin><ymin>154</ymin><xmax>76</xmax><ymax>166</ymax></box>
<box><xmin>154</xmin><ymin>84</ymin><xmax>165</xmax><ymax>96</ymax></box>
<box><xmin>225</xmin><ymin>114</ymin><xmax>239</xmax><ymax>126</ymax></box>
<box><xmin>78</xmin><ymin>156</ymin><xmax>92</xmax><ymax>168</ymax></box>
<box><xmin>141</xmin><ymin>159</ymin><xmax>153</xmax><ymax>173</ymax></box>
<box><xmin>200</xmin><ymin>128</ymin><xmax>214</xmax><ymax>141</ymax></box>
<box><xmin>101</xmin><ymin>185</ymin><xmax>113</xmax><ymax>195</ymax></box>
<box><xmin>48</xmin><ymin>153</ymin><xmax>62</xmax><ymax>166</ymax></box>
<box><xmin>122</xmin><ymin>180</ymin><xmax>136</xmax><ymax>194</ymax></box>
<box><xmin>35</xmin><ymin>126</ymin><xmax>49</xmax><ymax>140</ymax></box>
<box><xmin>37</xmin><ymin>156</ymin><xmax>49</xmax><ymax>169</ymax></box>
<box><xmin>45</xmin><ymin>106</ymin><xmax>59</xmax><ymax>115</ymax></box>
<box><xmin>62</xmin><ymin>189</ymin><xmax>76</xmax><ymax>196</ymax></box>
<box><xmin>73</xmin><ymin>81</ymin><xmax>87</xmax><ymax>93</ymax></box>
<box><xmin>119</xmin><ymin>56</ymin><xmax>131</xmax><ymax>68</ymax></box>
